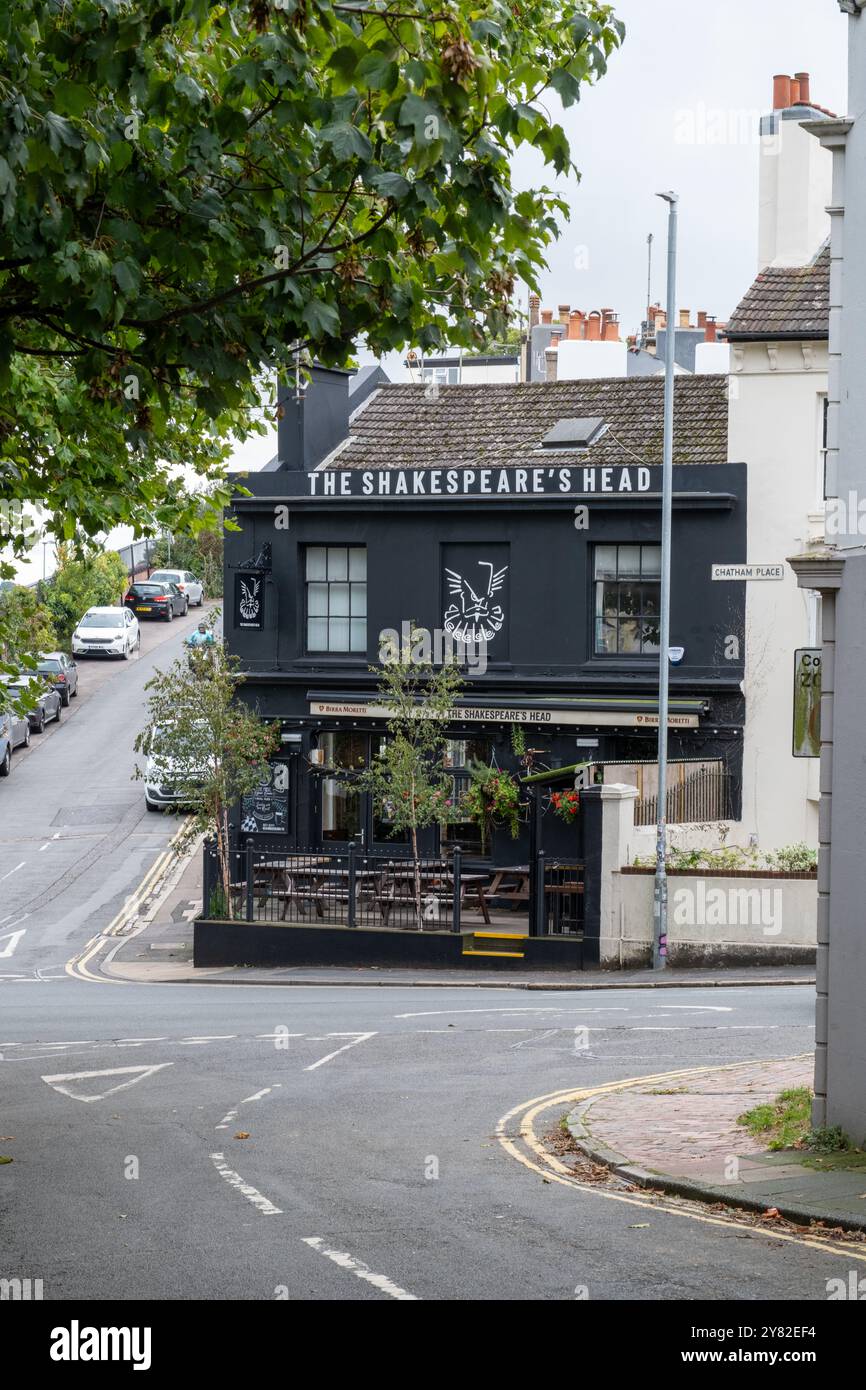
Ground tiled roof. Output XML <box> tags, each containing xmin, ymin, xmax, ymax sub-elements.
<box><xmin>725</xmin><ymin>244</ymin><xmax>829</xmax><ymax>340</ymax></box>
<box><xmin>334</xmin><ymin>375</ymin><xmax>729</xmax><ymax>470</ymax></box>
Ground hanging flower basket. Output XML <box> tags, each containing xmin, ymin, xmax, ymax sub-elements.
<box><xmin>550</xmin><ymin>790</ymin><xmax>580</xmax><ymax>824</ymax></box>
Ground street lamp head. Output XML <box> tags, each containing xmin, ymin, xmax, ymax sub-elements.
<box><xmin>656</xmin><ymin>191</ymin><xmax>679</xmax><ymax>205</ymax></box>
<box><xmin>839</xmin><ymin>1</ymin><xmax>864</xmax><ymax>14</ymax></box>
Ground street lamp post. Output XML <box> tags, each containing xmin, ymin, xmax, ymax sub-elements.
<box><xmin>652</xmin><ymin>192</ymin><xmax>679</xmax><ymax>970</ymax></box>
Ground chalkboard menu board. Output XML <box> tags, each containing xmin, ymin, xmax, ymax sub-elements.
<box><xmin>241</xmin><ymin>762</ymin><xmax>289</xmax><ymax>833</ymax></box>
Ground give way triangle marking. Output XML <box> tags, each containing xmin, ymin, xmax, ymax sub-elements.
<box><xmin>41</xmin><ymin>1063</ymin><xmax>174</xmax><ymax>1103</ymax></box>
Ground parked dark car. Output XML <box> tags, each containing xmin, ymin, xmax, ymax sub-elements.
<box><xmin>37</xmin><ymin>652</ymin><xmax>79</xmax><ymax>706</ymax></box>
<box><xmin>5</xmin><ymin>678</ymin><xmax>62</xmax><ymax>733</ymax></box>
<box><xmin>0</xmin><ymin>703</ymin><xmax>31</xmax><ymax>776</ymax></box>
<box><xmin>124</xmin><ymin>581</ymin><xmax>188</xmax><ymax>621</ymax></box>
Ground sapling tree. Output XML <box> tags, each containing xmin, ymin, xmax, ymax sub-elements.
<box><xmin>134</xmin><ymin>635</ymin><xmax>278</xmax><ymax>918</ymax></box>
<box><xmin>360</xmin><ymin>626</ymin><xmax>464</xmax><ymax>928</ymax></box>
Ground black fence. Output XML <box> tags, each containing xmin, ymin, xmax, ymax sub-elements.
<box><xmin>202</xmin><ymin>843</ymin><xmax>585</xmax><ymax>937</ymax></box>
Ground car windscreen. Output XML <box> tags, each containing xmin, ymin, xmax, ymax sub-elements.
<box><xmin>37</xmin><ymin>660</ymin><xmax>62</xmax><ymax>673</ymax></box>
<box><xmin>131</xmin><ymin>584</ymin><xmax>167</xmax><ymax>595</ymax></box>
<box><xmin>148</xmin><ymin>573</ymin><xmax>176</xmax><ymax>583</ymax></box>
<box><xmin>78</xmin><ymin>613</ymin><xmax>122</xmax><ymax>628</ymax></box>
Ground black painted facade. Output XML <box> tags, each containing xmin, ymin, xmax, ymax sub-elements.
<box><xmin>224</xmin><ymin>380</ymin><xmax>747</xmax><ymax>865</ymax></box>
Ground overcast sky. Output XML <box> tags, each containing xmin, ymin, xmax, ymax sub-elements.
<box><xmin>520</xmin><ymin>0</ymin><xmax>848</xmax><ymax>332</ymax></box>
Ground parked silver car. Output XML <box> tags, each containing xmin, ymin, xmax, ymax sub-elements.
<box><xmin>5</xmin><ymin>678</ymin><xmax>62</xmax><ymax>733</ymax></box>
<box><xmin>0</xmin><ymin>703</ymin><xmax>30</xmax><ymax>776</ymax></box>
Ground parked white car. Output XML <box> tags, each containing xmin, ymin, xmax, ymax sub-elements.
<box><xmin>148</xmin><ymin>569</ymin><xmax>204</xmax><ymax>606</ymax></box>
<box><xmin>72</xmin><ymin>607</ymin><xmax>140</xmax><ymax>659</ymax></box>
<box><xmin>144</xmin><ymin>723</ymin><xmax>208</xmax><ymax>812</ymax></box>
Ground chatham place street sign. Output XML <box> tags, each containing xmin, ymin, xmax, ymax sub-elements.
<box><xmin>711</xmin><ymin>563</ymin><xmax>785</xmax><ymax>581</ymax></box>
<box><xmin>308</xmin><ymin>701</ymin><xmax>700</xmax><ymax>729</ymax></box>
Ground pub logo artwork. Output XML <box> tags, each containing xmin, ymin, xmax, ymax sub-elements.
<box><xmin>234</xmin><ymin>571</ymin><xmax>265</xmax><ymax>630</ymax></box>
<box><xmin>444</xmin><ymin>561</ymin><xmax>509</xmax><ymax>643</ymax></box>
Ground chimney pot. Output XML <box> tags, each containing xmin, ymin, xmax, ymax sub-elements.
<box><xmin>568</xmin><ymin>309</ymin><xmax>584</xmax><ymax>341</ymax></box>
<box><xmin>603</xmin><ymin>318</ymin><xmax>619</xmax><ymax>342</ymax></box>
<box><xmin>557</xmin><ymin>303</ymin><xmax>570</xmax><ymax>323</ymax></box>
<box><xmin>529</xmin><ymin>293</ymin><xmax>540</xmax><ymax>329</ymax></box>
<box><xmin>541</xmin><ymin>309</ymin><xmax>553</xmax><ymax>325</ymax></box>
<box><xmin>586</xmin><ymin>312</ymin><xmax>602</xmax><ymax>342</ymax></box>
<box><xmin>544</xmin><ymin>343</ymin><xmax>558</xmax><ymax>382</ymax></box>
<box><xmin>795</xmin><ymin>71</ymin><xmax>811</xmax><ymax>106</ymax></box>
<box><xmin>705</xmin><ymin>317</ymin><xmax>717</xmax><ymax>344</ymax></box>
<box><xmin>679</xmin><ymin>309</ymin><xmax>691</xmax><ymax>329</ymax></box>
<box><xmin>773</xmin><ymin>74</ymin><xmax>792</xmax><ymax>110</ymax></box>
<box><xmin>790</xmin><ymin>78</ymin><xmax>801</xmax><ymax>105</ymax></box>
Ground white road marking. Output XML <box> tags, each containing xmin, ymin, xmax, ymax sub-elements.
<box><xmin>395</xmin><ymin>1007</ymin><xmax>564</xmax><ymax>1019</ymax></box>
<box><xmin>0</xmin><ymin>862</ymin><xmax>25</xmax><ymax>883</ymax></box>
<box><xmin>509</xmin><ymin>1028</ymin><xmax>559</xmax><ymax>1049</ymax></box>
<box><xmin>41</xmin><ymin>1063</ymin><xmax>174</xmax><ymax>1102</ymax></box>
<box><xmin>302</xmin><ymin>1237</ymin><xmax>419</xmax><ymax>1301</ymax></box>
<box><xmin>180</xmin><ymin>1035</ymin><xmax>237</xmax><ymax>1044</ymax></box>
<box><xmin>115</xmin><ymin>1037</ymin><xmax>168</xmax><ymax>1043</ymax></box>
<box><xmin>305</xmin><ymin>1032</ymin><xmax>377</xmax><ymax>1071</ymax></box>
<box><xmin>210</xmin><ymin>1153</ymin><xmax>282</xmax><ymax>1215</ymax></box>
<box><xmin>256</xmin><ymin>1032</ymin><xmax>305</xmax><ymax>1040</ymax></box>
<box><xmin>215</xmin><ymin>1109</ymin><xmax>238</xmax><ymax>1131</ymax></box>
<box><xmin>0</xmin><ymin>928</ymin><xmax>27</xmax><ymax>959</ymax></box>
<box><xmin>662</xmin><ymin>1005</ymin><xmax>733</xmax><ymax>1013</ymax></box>
<box><xmin>242</xmin><ymin>1086</ymin><xmax>279</xmax><ymax>1103</ymax></box>
<box><xmin>38</xmin><ymin>842</ymin><xmax>50</xmax><ymax>852</ymax></box>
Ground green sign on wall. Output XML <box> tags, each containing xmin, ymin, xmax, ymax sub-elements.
<box><xmin>793</xmin><ymin>648</ymin><xmax>822</xmax><ymax>758</ymax></box>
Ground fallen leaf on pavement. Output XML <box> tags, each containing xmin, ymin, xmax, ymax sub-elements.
<box><xmin>762</xmin><ymin>1207</ymin><xmax>782</xmax><ymax>1220</ymax></box>
<box><xmin>234</xmin><ymin>1131</ymin><xmax>250</xmax><ymax>1140</ymax></box>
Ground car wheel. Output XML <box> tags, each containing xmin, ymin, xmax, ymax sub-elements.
<box><xmin>54</xmin><ymin>701</ymin><xmax>61</xmax><ymax>722</ymax></box>
<box><xmin>61</xmin><ymin>688</ymin><xmax>71</xmax><ymax>706</ymax></box>
<box><xmin>0</xmin><ymin>746</ymin><xmax>10</xmax><ymax>777</ymax></box>
<box><xmin>145</xmin><ymin>798</ymin><xmax>161</xmax><ymax>813</ymax></box>
<box><xmin>123</xmin><ymin>642</ymin><xmax>130</xmax><ymax>660</ymax></box>
<box><xmin>167</xmin><ymin>607</ymin><xmax>174</xmax><ymax>622</ymax></box>
<box><xmin>71</xmin><ymin>683</ymin><xmax>78</xmax><ymax>697</ymax></box>
<box><xmin>34</xmin><ymin>713</ymin><xmax>45</xmax><ymax>734</ymax></box>
<box><xmin>183</xmin><ymin>600</ymin><xmax>189</xmax><ymax>616</ymax></box>
<box><xmin>196</xmin><ymin>594</ymin><xmax>204</xmax><ymax>607</ymax></box>
<box><xmin>23</xmin><ymin>725</ymin><xmax>30</xmax><ymax>748</ymax></box>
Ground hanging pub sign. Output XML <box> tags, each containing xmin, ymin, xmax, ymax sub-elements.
<box><xmin>241</xmin><ymin>762</ymin><xmax>289</xmax><ymax>833</ymax></box>
<box><xmin>793</xmin><ymin>648</ymin><xmax>821</xmax><ymax>757</ymax></box>
<box><xmin>234</xmin><ymin>570</ymin><xmax>265</xmax><ymax>630</ymax></box>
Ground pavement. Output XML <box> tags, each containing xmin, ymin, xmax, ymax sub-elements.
<box><xmin>568</xmin><ymin>1054</ymin><xmax>866</xmax><ymax>1233</ymax></box>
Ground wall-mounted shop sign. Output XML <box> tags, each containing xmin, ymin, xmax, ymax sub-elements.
<box><xmin>234</xmin><ymin>570</ymin><xmax>265</xmax><ymax>629</ymax></box>
<box><xmin>793</xmin><ymin>648</ymin><xmax>821</xmax><ymax>758</ymax></box>
<box><xmin>305</xmin><ymin>464</ymin><xmax>653</xmax><ymax>499</ymax></box>
<box><xmin>308</xmin><ymin>701</ymin><xmax>699</xmax><ymax>729</ymax></box>
<box><xmin>711</xmin><ymin>563</ymin><xmax>784</xmax><ymax>581</ymax></box>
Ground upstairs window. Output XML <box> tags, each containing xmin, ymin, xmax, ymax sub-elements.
<box><xmin>594</xmin><ymin>544</ymin><xmax>661</xmax><ymax>656</ymax></box>
<box><xmin>306</xmin><ymin>546</ymin><xmax>367</xmax><ymax>653</ymax></box>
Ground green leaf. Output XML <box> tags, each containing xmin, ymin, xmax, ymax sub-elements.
<box><xmin>53</xmin><ymin>81</ymin><xmax>92</xmax><ymax>117</ymax></box>
<box><xmin>320</xmin><ymin>121</ymin><xmax>372</xmax><ymax>161</ymax></box>
<box><xmin>302</xmin><ymin>299</ymin><xmax>341</xmax><ymax>337</ymax></box>
<box><xmin>113</xmin><ymin>259</ymin><xmax>141</xmax><ymax>294</ymax></box>
<box><xmin>355</xmin><ymin>51</ymin><xmax>399</xmax><ymax>92</ymax></box>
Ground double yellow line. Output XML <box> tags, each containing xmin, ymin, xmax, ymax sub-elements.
<box><xmin>496</xmin><ymin>1060</ymin><xmax>866</xmax><ymax>1264</ymax></box>
<box><xmin>65</xmin><ymin>822</ymin><xmax>189</xmax><ymax>984</ymax></box>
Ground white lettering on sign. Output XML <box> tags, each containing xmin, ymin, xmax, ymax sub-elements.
<box><xmin>710</xmin><ymin>563</ymin><xmax>785</xmax><ymax>581</ymax></box>
<box><xmin>308</xmin><ymin>466</ymin><xmax>653</xmax><ymax>498</ymax></box>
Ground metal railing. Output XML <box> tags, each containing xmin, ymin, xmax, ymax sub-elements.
<box><xmin>532</xmin><ymin>854</ymin><xmax>585</xmax><ymax>936</ymax></box>
<box><xmin>202</xmin><ymin>843</ymin><xmax>489</xmax><ymax>932</ymax></box>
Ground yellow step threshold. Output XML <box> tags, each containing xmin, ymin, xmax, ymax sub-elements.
<box><xmin>472</xmin><ymin>931</ymin><xmax>529</xmax><ymax>941</ymax></box>
<box><xmin>462</xmin><ymin>948</ymin><xmax>526</xmax><ymax>959</ymax></box>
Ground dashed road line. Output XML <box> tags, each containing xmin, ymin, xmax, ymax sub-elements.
<box><xmin>302</xmin><ymin>1237</ymin><xmax>419</xmax><ymax>1300</ymax></box>
<box><xmin>210</xmin><ymin>1153</ymin><xmax>282</xmax><ymax>1215</ymax></box>
<box><xmin>304</xmin><ymin>1032</ymin><xmax>376</xmax><ymax>1071</ymax></box>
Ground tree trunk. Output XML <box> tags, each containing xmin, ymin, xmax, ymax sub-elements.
<box><xmin>411</xmin><ymin>822</ymin><xmax>422</xmax><ymax>931</ymax></box>
<box><xmin>215</xmin><ymin>807</ymin><xmax>232</xmax><ymax>919</ymax></box>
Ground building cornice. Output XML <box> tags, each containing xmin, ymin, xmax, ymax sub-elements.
<box><xmin>788</xmin><ymin>549</ymin><xmax>846</xmax><ymax>591</ymax></box>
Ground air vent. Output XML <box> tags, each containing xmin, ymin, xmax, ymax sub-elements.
<box><xmin>541</xmin><ymin>416</ymin><xmax>607</xmax><ymax>450</ymax></box>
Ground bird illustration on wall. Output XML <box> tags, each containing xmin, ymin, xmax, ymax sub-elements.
<box><xmin>444</xmin><ymin>561</ymin><xmax>508</xmax><ymax>643</ymax></box>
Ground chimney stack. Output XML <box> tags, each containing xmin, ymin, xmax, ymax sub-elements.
<box><xmin>697</xmin><ymin>310</ymin><xmax>707</xmax><ymax>329</ymax></box>
<box><xmin>679</xmin><ymin>309</ymin><xmax>691</xmax><ymax>329</ymax></box>
<box><xmin>529</xmin><ymin>294</ymin><xmax>540</xmax><ymax>329</ymax></box>
<box><xmin>773</xmin><ymin>73</ymin><xmax>792</xmax><ymax>110</ymax></box>
<box><xmin>704</xmin><ymin>317</ymin><xmax>717</xmax><ymax>344</ymax></box>
<box><xmin>544</xmin><ymin>342</ymin><xmax>558</xmax><ymax>382</ymax></box>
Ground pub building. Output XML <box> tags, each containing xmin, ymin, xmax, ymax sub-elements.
<box><xmin>226</xmin><ymin>367</ymin><xmax>746</xmax><ymax>880</ymax></box>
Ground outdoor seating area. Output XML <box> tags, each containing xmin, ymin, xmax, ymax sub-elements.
<box><xmin>207</xmin><ymin>845</ymin><xmax>585</xmax><ymax>938</ymax></box>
